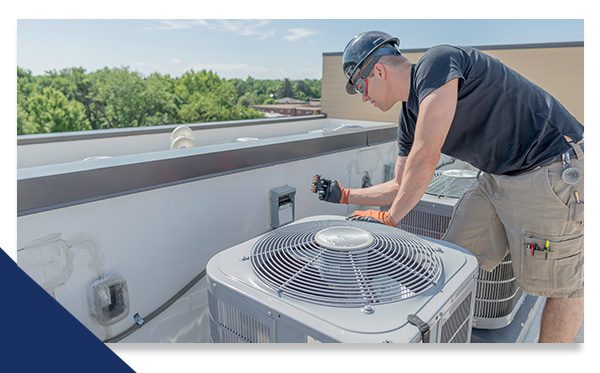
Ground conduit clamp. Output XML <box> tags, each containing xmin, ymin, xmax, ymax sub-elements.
<box><xmin>134</xmin><ymin>313</ymin><xmax>145</xmax><ymax>326</ymax></box>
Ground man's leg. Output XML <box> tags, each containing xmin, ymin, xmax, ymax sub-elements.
<box><xmin>493</xmin><ymin>158</ymin><xmax>584</xmax><ymax>343</ymax></box>
<box><xmin>539</xmin><ymin>297</ymin><xmax>584</xmax><ymax>343</ymax></box>
<box><xmin>443</xmin><ymin>173</ymin><xmax>509</xmax><ymax>272</ymax></box>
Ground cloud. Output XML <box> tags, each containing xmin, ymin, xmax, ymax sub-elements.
<box><xmin>200</xmin><ymin>20</ymin><xmax>275</xmax><ymax>39</ymax></box>
<box><xmin>144</xmin><ymin>20</ymin><xmax>208</xmax><ymax>31</ymax></box>
<box><xmin>284</xmin><ymin>28</ymin><xmax>317</xmax><ymax>42</ymax></box>
<box><xmin>144</xmin><ymin>19</ymin><xmax>275</xmax><ymax>39</ymax></box>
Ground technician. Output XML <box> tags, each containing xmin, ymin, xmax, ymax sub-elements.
<box><xmin>312</xmin><ymin>31</ymin><xmax>584</xmax><ymax>343</ymax></box>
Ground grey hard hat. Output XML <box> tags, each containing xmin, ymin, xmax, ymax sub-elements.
<box><xmin>342</xmin><ymin>31</ymin><xmax>400</xmax><ymax>94</ymax></box>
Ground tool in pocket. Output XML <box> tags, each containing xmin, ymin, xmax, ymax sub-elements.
<box><xmin>525</xmin><ymin>240</ymin><xmax>551</xmax><ymax>259</ymax></box>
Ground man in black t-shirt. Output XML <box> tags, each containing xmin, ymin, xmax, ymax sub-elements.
<box><xmin>311</xmin><ymin>31</ymin><xmax>584</xmax><ymax>343</ymax></box>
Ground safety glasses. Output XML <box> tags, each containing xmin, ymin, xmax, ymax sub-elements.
<box><xmin>354</xmin><ymin>76</ymin><xmax>369</xmax><ymax>96</ymax></box>
<box><xmin>351</xmin><ymin>54</ymin><xmax>381</xmax><ymax>96</ymax></box>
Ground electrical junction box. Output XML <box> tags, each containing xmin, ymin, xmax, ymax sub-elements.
<box><xmin>88</xmin><ymin>274</ymin><xmax>130</xmax><ymax>326</ymax></box>
<box><xmin>383</xmin><ymin>162</ymin><xmax>395</xmax><ymax>182</ymax></box>
<box><xmin>270</xmin><ymin>185</ymin><xmax>296</xmax><ymax>229</ymax></box>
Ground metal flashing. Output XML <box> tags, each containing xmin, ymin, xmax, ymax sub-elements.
<box><xmin>18</xmin><ymin>127</ymin><xmax>396</xmax><ymax>216</ymax></box>
<box><xmin>17</xmin><ymin>114</ymin><xmax>327</xmax><ymax>145</ymax></box>
<box><xmin>323</xmin><ymin>41</ymin><xmax>584</xmax><ymax>56</ymax></box>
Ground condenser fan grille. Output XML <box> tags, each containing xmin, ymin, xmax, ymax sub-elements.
<box><xmin>250</xmin><ymin>221</ymin><xmax>442</xmax><ymax>307</ymax></box>
<box><xmin>426</xmin><ymin>170</ymin><xmax>478</xmax><ymax>198</ymax></box>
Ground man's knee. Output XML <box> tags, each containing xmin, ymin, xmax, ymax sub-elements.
<box><xmin>539</xmin><ymin>296</ymin><xmax>584</xmax><ymax>343</ymax></box>
<box><xmin>545</xmin><ymin>296</ymin><xmax>584</xmax><ymax>313</ymax></box>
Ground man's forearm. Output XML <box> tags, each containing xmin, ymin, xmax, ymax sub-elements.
<box><xmin>347</xmin><ymin>179</ymin><xmax>400</xmax><ymax>206</ymax></box>
<box><xmin>388</xmin><ymin>150</ymin><xmax>439</xmax><ymax>223</ymax></box>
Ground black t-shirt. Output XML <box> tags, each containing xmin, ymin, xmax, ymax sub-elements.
<box><xmin>397</xmin><ymin>45</ymin><xmax>583</xmax><ymax>175</ymax></box>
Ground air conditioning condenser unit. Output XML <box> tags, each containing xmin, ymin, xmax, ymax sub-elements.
<box><xmin>207</xmin><ymin>215</ymin><xmax>478</xmax><ymax>343</ymax></box>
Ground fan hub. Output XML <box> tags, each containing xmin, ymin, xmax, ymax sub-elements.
<box><xmin>314</xmin><ymin>226</ymin><xmax>374</xmax><ymax>251</ymax></box>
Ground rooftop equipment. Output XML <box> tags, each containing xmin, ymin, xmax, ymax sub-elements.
<box><xmin>170</xmin><ymin>125</ymin><xmax>196</xmax><ymax>150</ymax></box>
<box><xmin>206</xmin><ymin>215</ymin><xmax>478</xmax><ymax>343</ymax></box>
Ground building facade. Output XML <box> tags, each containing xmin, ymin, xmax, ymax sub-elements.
<box><xmin>321</xmin><ymin>42</ymin><xmax>584</xmax><ymax>124</ymax></box>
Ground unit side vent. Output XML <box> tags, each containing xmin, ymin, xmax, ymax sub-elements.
<box><xmin>209</xmin><ymin>298</ymin><xmax>271</xmax><ymax>343</ymax></box>
<box><xmin>474</xmin><ymin>254</ymin><xmax>524</xmax><ymax>321</ymax></box>
<box><xmin>439</xmin><ymin>292</ymin><xmax>473</xmax><ymax>343</ymax></box>
<box><xmin>400</xmin><ymin>209</ymin><xmax>450</xmax><ymax>239</ymax></box>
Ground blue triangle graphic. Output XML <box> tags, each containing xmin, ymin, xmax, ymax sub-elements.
<box><xmin>0</xmin><ymin>247</ymin><xmax>135</xmax><ymax>372</ymax></box>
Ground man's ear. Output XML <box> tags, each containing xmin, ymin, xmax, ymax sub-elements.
<box><xmin>373</xmin><ymin>62</ymin><xmax>386</xmax><ymax>79</ymax></box>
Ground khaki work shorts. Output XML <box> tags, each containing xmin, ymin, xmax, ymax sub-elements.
<box><xmin>442</xmin><ymin>149</ymin><xmax>584</xmax><ymax>298</ymax></box>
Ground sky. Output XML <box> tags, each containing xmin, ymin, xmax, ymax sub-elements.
<box><xmin>17</xmin><ymin>19</ymin><xmax>584</xmax><ymax>80</ymax></box>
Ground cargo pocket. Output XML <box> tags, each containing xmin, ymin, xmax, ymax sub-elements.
<box><xmin>553</xmin><ymin>237</ymin><xmax>584</xmax><ymax>292</ymax></box>
<box><xmin>519</xmin><ymin>232</ymin><xmax>583</xmax><ymax>295</ymax></box>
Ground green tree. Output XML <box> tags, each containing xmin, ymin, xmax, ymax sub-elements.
<box><xmin>17</xmin><ymin>67</ymin><xmax>35</xmax><ymax>135</ymax></box>
<box><xmin>277</xmin><ymin>78</ymin><xmax>294</xmax><ymax>99</ymax></box>
<box><xmin>238</xmin><ymin>91</ymin><xmax>263</xmax><ymax>107</ymax></box>
<box><xmin>17</xmin><ymin>103</ymin><xmax>31</xmax><ymax>135</ymax></box>
<box><xmin>175</xmin><ymin>70</ymin><xmax>264</xmax><ymax>123</ymax></box>
<box><xmin>293</xmin><ymin>80</ymin><xmax>308</xmax><ymax>100</ymax></box>
<box><xmin>301</xmin><ymin>79</ymin><xmax>321</xmax><ymax>99</ymax></box>
<box><xmin>17</xmin><ymin>67</ymin><xmax>35</xmax><ymax>100</ymax></box>
<box><xmin>89</xmin><ymin>67</ymin><xmax>147</xmax><ymax>128</ymax></box>
<box><xmin>179</xmin><ymin>94</ymin><xmax>225</xmax><ymax>122</ymax></box>
<box><xmin>23</xmin><ymin>87</ymin><xmax>91</xmax><ymax>134</ymax></box>
<box><xmin>175</xmin><ymin>70</ymin><xmax>235</xmax><ymax>103</ymax></box>
<box><xmin>38</xmin><ymin>67</ymin><xmax>101</xmax><ymax>129</ymax></box>
<box><xmin>138</xmin><ymin>73</ymin><xmax>179</xmax><ymax>126</ymax></box>
<box><xmin>17</xmin><ymin>66</ymin><xmax>325</xmax><ymax>134</ymax></box>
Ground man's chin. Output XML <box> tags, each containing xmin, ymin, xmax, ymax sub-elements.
<box><xmin>370</xmin><ymin>101</ymin><xmax>390</xmax><ymax>112</ymax></box>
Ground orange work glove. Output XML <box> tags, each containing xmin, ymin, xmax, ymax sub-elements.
<box><xmin>311</xmin><ymin>175</ymin><xmax>350</xmax><ymax>204</ymax></box>
<box><xmin>347</xmin><ymin>210</ymin><xmax>397</xmax><ymax>227</ymax></box>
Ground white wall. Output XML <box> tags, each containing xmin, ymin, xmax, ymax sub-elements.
<box><xmin>17</xmin><ymin>141</ymin><xmax>397</xmax><ymax>342</ymax></box>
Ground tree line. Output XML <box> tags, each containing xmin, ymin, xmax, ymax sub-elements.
<box><xmin>17</xmin><ymin>67</ymin><xmax>321</xmax><ymax>135</ymax></box>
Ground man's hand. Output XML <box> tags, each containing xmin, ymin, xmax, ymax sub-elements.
<box><xmin>311</xmin><ymin>175</ymin><xmax>350</xmax><ymax>204</ymax></box>
<box><xmin>346</xmin><ymin>210</ymin><xmax>397</xmax><ymax>227</ymax></box>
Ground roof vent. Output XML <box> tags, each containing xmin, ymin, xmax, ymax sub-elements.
<box><xmin>170</xmin><ymin>125</ymin><xmax>196</xmax><ymax>150</ymax></box>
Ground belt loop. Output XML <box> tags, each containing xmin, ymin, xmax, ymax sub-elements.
<box><xmin>570</xmin><ymin>141</ymin><xmax>584</xmax><ymax>160</ymax></box>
